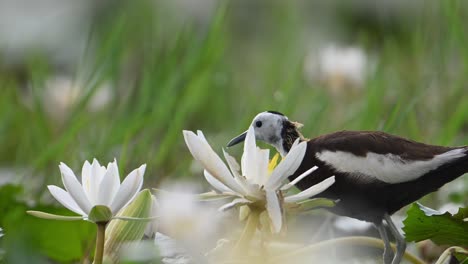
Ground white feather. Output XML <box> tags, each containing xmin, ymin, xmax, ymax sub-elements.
<box><xmin>316</xmin><ymin>148</ymin><xmax>466</xmax><ymax>184</ymax></box>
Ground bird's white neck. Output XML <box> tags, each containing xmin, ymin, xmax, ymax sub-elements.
<box><xmin>274</xmin><ymin>139</ymin><xmax>289</xmax><ymax>157</ymax></box>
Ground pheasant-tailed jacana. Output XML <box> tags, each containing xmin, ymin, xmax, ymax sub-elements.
<box><xmin>227</xmin><ymin>111</ymin><xmax>468</xmax><ymax>264</ymax></box>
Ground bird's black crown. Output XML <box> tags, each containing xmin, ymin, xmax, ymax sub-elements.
<box><xmin>266</xmin><ymin>110</ymin><xmax>285</xmax><ymax>116</ymax></box>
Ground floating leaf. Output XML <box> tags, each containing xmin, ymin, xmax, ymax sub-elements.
<box><xmin>13</xmin><ymin>204</ymin><xmax>94</xmax><ymax>263</ymax></box>
<box><xmin>403</xmin><ymin>203</ymin><xmax>468</xmax><ymax>246</ymax></box>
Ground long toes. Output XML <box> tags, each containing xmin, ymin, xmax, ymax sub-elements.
<box><xmin>383</xmin><ymin>250</ymin><xmax>394</xmax><ymax>264</ymax></box>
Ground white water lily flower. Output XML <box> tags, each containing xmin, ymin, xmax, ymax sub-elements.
<box><xmin>183</xmin><ymin>126</ymin><xmax>335</xmax><ymax>233</ymax></box>
<box><xmin>47</xmin><ymin>159</ymin><xmax>145</xmax><ymax>219</ymax></box>
<box><xmin>156</xmin><ymin>185</ymin><xmax>221</xmax><ymax>244</ymax></box>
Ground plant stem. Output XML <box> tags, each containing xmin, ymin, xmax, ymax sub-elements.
<box><xmin>270</xmin><ymin>236</ymin><xmax>425</xmax><ymax>264</ymax></box>
<box><xmin>94</xmin><ymin>223</ymin><xmax>107</xmax><ymax>264</ymax></box>
<box><xmin>435</xmin><ymin>246</ymin><xmax>468</xmax><ymax>264</ymax></box>
<box><xmin>233</xmin><ymin>209</ymin><xmax>260</xmax><ymax>254</ymax></box>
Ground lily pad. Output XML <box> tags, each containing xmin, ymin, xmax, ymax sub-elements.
<box><xmin>403</xmin><ymin>203</ymin><xmax>468</xmax><ymax>246</ymax></box>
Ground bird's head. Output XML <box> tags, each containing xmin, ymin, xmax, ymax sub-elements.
<box><xmin>227</xmin><ymin>111</ymin><xmax>304</xmax><ymax>156</ymax></box>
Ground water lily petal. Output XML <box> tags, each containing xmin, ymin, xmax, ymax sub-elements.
<box><xmin>264</xmin><ymin>141</ymin><xmax>307</xmax><ymax>191</ymax></box>
<box><xmin>266</xmin><ymin>190</ymin><xmax>283</xmax><ymax>233</ymax></box>
<box><xmin>110</xmin><ymin>164</ymin><xmax>145</xmax><ymax>214</ymax></box>
<box><xmin>218</xmin><ymin>198</ymin><xmax>252</xmax><ymax>212</ymax></box>
<box><xmin>223</xmin><ymin>149</ymin><xmax>255</xmax><ymax>193</ymax></box>
<box><xmin>81</xmin><ymin>160</ymin><xmax>92</xmax><ymax>200</ymax></box>
<box><xmin>223</xmin><ymin>148</ymin><xmax>263</xmax><ymax>199</ymax></box>
<box><xmin>241</xmin><ymin>126</ymin><xmax>258</xmax><ymax>182</ymax></box>
<box><xmin>281</xmin><ymin>166</ymin><xmax>318</xmax><ymax>191</ymax></box>
<box><xmin>204</xmin><ymin>170</ymin><xmax>233</xmax><ymax>193</ymax></box>
<box><xmin>242</xmin><ymin>182</ymin><xmax>264</xmax><ymax>200</ymax></box>
<box><xmin>97</xmin><ymin>159</ymin><xmax>121</xmax><ymax>206</ymax></box>
<box><xmin>88</xmin><ymin>159</ymin><xmax>105</xmax><ymax>204</ymax></box>
<box><xmin>59</xmin><ymin>162</ymin><xmax>92</xmax><ymax>214</ymax></box>
<box><xmin>198</xmin><ymin>191</ymin><xmax>237</xmax><ymax>201</ymax></box>
<box><xmin>48</xmin><ymin>185</ymin><xmax>86</xmax><ymax>216</ymax></box>
<box><xmin>284</xmin><ymin>176</ymin><xmax>335</xmax><ymax>203</ymax></box>
<box><xmin>183</xmin><ymin>130</ymin><xmax>244</xmax><ymax>195</ymax></box>
<box><xmin>256</xmin><ymin>148</ymin><xmax>270</xmax><ymax>186</ymax></box>
<box><xmin>223</xmin><ymin>149</ymin><xmax>241</xmax><ymax>177</ymax></box>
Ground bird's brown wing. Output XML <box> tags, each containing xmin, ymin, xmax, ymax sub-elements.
<box><xmin>311</xmin><ymin>130</ymin><xmax>456</xmax><ymax>160</ymax></box>
<box><xmin>306</xmin><ymin>131</ymin><xmax>466</xmax><ymax>184</ymax></box>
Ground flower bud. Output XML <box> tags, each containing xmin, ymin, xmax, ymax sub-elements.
<box><xmin>104</xmin><ymin>189</ymin><xmax>153</xmax><ymax>262</ymax></box>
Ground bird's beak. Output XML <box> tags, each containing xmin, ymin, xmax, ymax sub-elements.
<box><xmin>227</xmin><ymin>131</ymin><xmax>247</xmax><ymax>147</ymax></box>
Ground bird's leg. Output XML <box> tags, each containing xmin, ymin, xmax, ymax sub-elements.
<box><xmin>384</xmin><ymin>214</ymin><xmax>407</xmax><ymax>264</ymax></box>
<box><xmin>376</xmin><ymin>222</ymin><xmax>394</xmax><ymax>264</ymax></box>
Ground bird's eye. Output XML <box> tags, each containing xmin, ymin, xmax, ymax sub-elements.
<box><xmin>255</xmin><ymin>121</ymin><xmax>263</xmax><ymax>128</ymax></box>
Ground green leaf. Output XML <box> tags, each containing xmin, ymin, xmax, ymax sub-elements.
<box><xmin>403</xmin><ymin>203</ymin><xmax>468</xmax><ymax>246</ymax></box>
<box><xmin>6</xmin><ymin>204</ymin><xmax>94</xmax><ymax>263</ymax></box>
<box><xmin>1</xmin><ymin>185</ymin><xmax>95</xmax><ymax>263</ymax></box>
<box><xmin>26</xmin><ymin>211</ymin><xmax>84</xmax><ymax>221</ymax></box>
<box><xmin>0</xmin><ymin>184</ymin><xmax>23</xmax><ymax>217</ymax></box>
<box><xmin>88</xmin><ymin>205</ymin><xmax>113</xmax><ymax>223</ymax></box>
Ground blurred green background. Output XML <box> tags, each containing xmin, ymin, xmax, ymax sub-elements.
<box><xmin>0</xmin><ymin>0</ymin><xmax>467</xmax><ymax>262</ymax></box>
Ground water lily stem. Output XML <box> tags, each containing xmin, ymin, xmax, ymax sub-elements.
<box><xmin>94</xmin><ymin>222</ymin><xmax>107</xmax><ymax>264</ymax></box>
<box><xmin>270</xmin><ymin>236</ymin><xmax>424</xmax><ymax>264</ymax></box>
<box><xmin>233</xmin><ymin>209</ymin><xmax>260</xmax><ymax>254</ymax></box>
<box><xmin>435</xmin><ymin>246</ymin><xmax>468</xmax><ymax>264</ymax></box>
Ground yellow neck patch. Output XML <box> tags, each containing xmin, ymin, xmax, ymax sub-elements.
<box><xmin>267</xmin><ymin>153</ymin><xmax>281</xmax><ymax>174</ymax></box>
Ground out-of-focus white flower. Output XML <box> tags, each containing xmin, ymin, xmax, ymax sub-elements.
<box><xmin>0</xmin><ymin>227</ymin><xmax>3</xmax><ymax>238</ymax></box>
<box><xmin>47</xmin><ymin>159</ymin><xmax>145</xmax><ymax>220</ymax></box>
<box><xmin>40</xmin><ymin>76</ymin><xmax>113</xmax><ymax>123</ymax></box>
<box><xmin>120</xmin><ymin>240</ymin><xmax>161</xmax><ymax>263</ymax></box>
<box><xmin>87</xmin><ymin>81</ymin><xmax>113</xmax><ymax>112</ymax></box>
<box><xmin>183</xmin><ymin>126</ymin><xmax>335</xmax><ymax>233</ymax></box>
<box><xmin>153</xmin><ymin>184</ymin><xmax>222</xmax><ymax>263</ymax></box>
<box><xmin>154</xmin><ymin>233</ymin><xmax>192</xmax><ymax>264</ymax></box>
<box><xmin>43</xmin><ymin>76</ymin><xmax>80</xmax><ymax>118</ymax></box>
<box><xmin>156</xmin><ymin>184</ymin><xmax>221</xmax><ymax>242</ymax></box>
<box><xmin>304</xmin><ymin>44</ymin><xmax>373</xmax><ymax>94</ymax></box>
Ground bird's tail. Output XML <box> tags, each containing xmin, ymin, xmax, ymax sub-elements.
<box><xmin>435</xmin><ymin>146</ymin><xmax>468</xmax><ymax>184</ymax></box>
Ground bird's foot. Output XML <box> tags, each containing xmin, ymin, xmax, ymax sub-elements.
<box><xmin>382</xmin><ymin>248</ymin><xmax>394</xmax><ymax>264</ymax></box>
<box><xmin>391</xmin><ymin>239</ymin><xmax>406</xmax><ymax>264</ymax></box>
